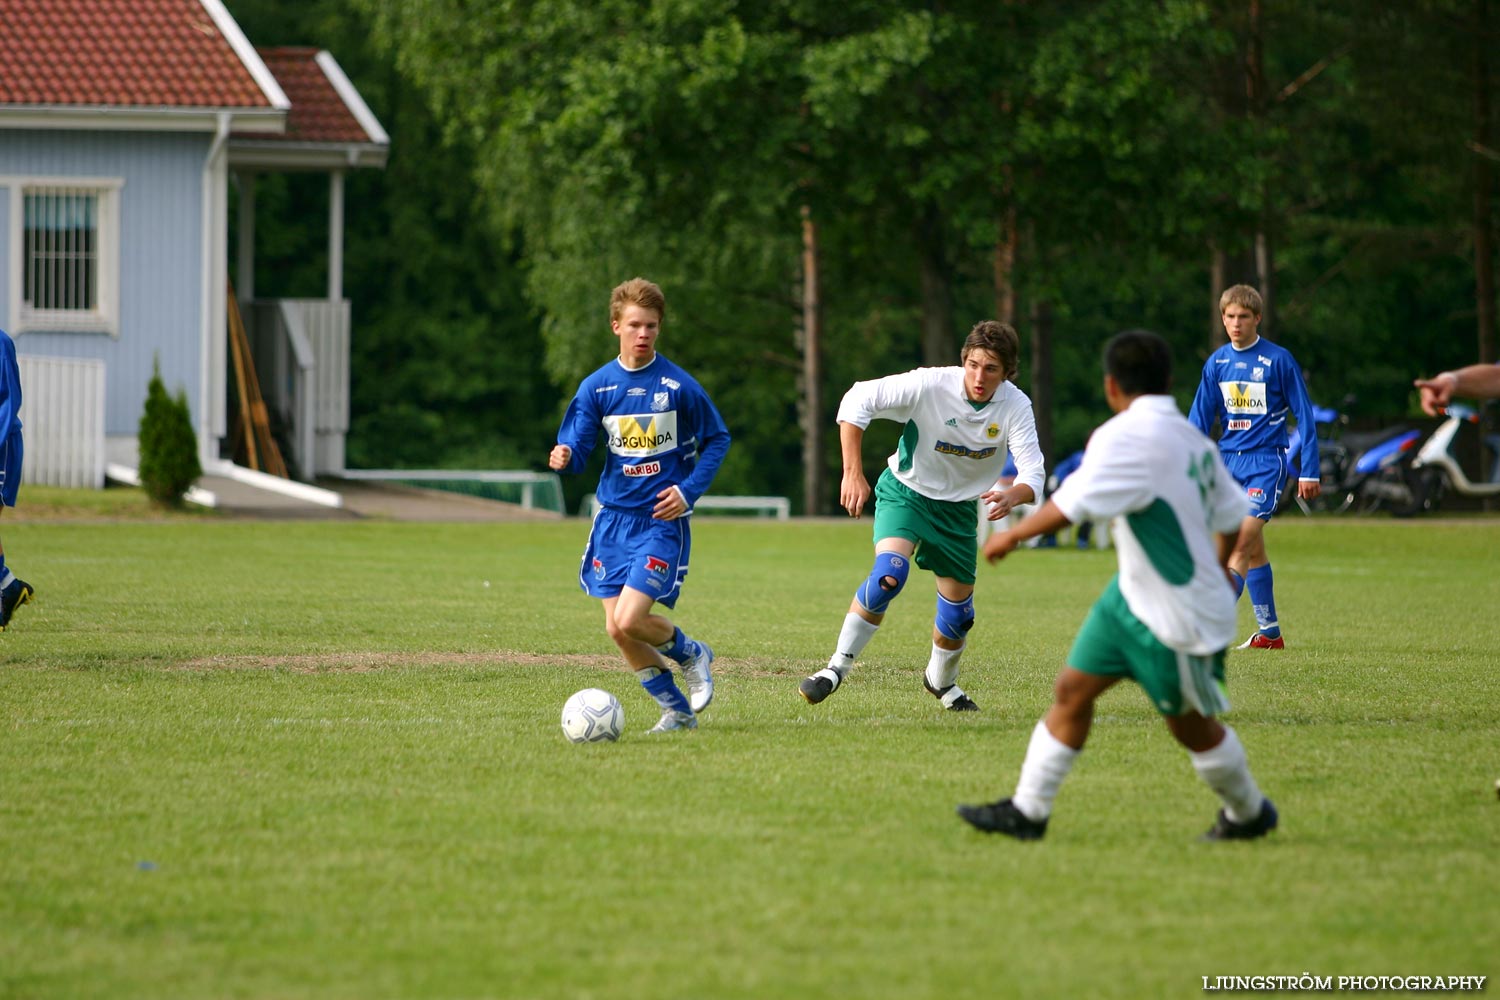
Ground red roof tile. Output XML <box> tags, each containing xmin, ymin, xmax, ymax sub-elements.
<box><xmin>253</xmin><ymin>48</ymin><xmax>375</xmax><ymax>144</ymax></box>
<box><xmin>0</xmin><ymin>0</ymin><xmax>271</xmax><ymax>108</ymax></box>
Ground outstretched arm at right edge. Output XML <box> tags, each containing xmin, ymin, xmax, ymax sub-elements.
<box><xmin>1415</xmin><ymin>363</ymin><xmax>1500</xmax><ymax>416</ymax></box>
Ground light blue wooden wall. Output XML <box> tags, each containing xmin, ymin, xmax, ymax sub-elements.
<box><xmin>0</xmin><ymin>129</ymin><xmax>209</xmax><ymax>436</ymax></box>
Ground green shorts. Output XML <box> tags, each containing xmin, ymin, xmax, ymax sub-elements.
<box><xmin>1068</xmin><ymin>576</ymin><xmax>1230</xmax><ymax>717</ymax></box>
<box><xmin>870</xmin><ymin>469</ymin><xmax>978</xmax><ymax>585</ymax></box>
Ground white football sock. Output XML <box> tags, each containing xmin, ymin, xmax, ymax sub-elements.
<box><xmin>924</xmin><ymin>642</ymin><xmax>964</xmax><ymax>691</ymax></box>
<box><xmin>1012</xmin><ymin>720</ymin><xmax>1080</xmax><ymax>822</ymax></box>
<box><xmin>1189</xmin><ymin>725</ymin><xmax>1265</xmax><ymax>823</ymax></box>
<box><xmin>828</xmin><ymin>612</ymin><xmax>879</xmax><ymax>675</ymax></box>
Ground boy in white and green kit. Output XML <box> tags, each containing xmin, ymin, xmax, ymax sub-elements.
<box><xmin>959</xmin><ymin>329</ymin><xmax>1278</xmax><ymax>841</ymax></box>
<box><xmin>800</xmin><ymin>320</ymin><xmax>1045</xmax><ymax>712</ymax></box>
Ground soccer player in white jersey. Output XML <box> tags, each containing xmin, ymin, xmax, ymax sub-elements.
<box><xmin>799</xmin><ymin>321</ymin><xmax>1045</xmax><ymax>711</ymax></box>
<box><xmin>549</xmin><ymin>279</ymin><xmax>731</xmax><ymax>733</ymax></box>
<box><xmin>1188</xmin><ymin>285</ymin><xmax>1320</xmax><ymax>649</ymax></box>
<box><xmin>959</xmin><ymin>328</ymin><xmax>1278</xmax><ymax>841</ymax></box>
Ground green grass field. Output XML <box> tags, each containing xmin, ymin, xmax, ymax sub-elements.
<box><xmin>2</xmin><ymin>500</ymin><xmax>1497</xmax><ymax>999</ymax></box>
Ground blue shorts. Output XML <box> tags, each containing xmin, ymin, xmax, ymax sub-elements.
<box><xmin>0</xmin><ymin>432</ymin><xmax>21</xmax><ymax>507</ymax></box>
<box><xmin>1223</xmin><ymin>450</ymin><xmax>1288</xmax><ymax>521</ymax></box>
<box><xmin>578</xmin><ymin>508</ymin><xmax>692</xmax><ymax>609</ymax></box>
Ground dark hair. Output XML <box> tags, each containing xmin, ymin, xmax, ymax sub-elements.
<box><xmin>962</xmin><ymin>321</ymin><xmax>1020</xmax><ymax>380</ymax></box>
<box><xmin>1104</xmin><ymin>329</ymin><xmax>1172</xmax><ymax>396</ymax></box>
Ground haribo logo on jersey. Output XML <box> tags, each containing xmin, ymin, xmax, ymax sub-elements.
<box><xmin>1220</xmin><ymin>381</ymin><xmax>1268</xmax><ymax>415</ymax></box>
<box><xmin>623</xmin><ymin>460</ymin><xmax>661</xmax><ymax>478</ymax></box>
<box><xmin>604</xmin><ymin>412</ymin><xmax>678</xmax><ymax>457</ymax></box>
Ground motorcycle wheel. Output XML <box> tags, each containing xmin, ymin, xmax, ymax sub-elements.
<box><xmin>1415</xmin><ymin>468</ymin><xmax>1447</xmax><ymax>514</ymax></box>
<box><xmin>1388</xmin><ymin>465</ymin><xmax>1434</xmax><ymax>518</ymax></box>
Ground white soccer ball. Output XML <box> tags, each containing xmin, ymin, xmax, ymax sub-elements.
<box><xmin>560</xmin><ymin>688</ymin><xmax>624</xmax><ymax>744</ymax></box>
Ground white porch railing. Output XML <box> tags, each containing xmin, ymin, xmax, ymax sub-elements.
<box><xmin>245</xmin><ymin>298</ymin><xmax>350</xmax><ymax>478</ymax></box>
<box><xmin>16</xmin><ymin>354</ymin><xmax>106</xmax><ymax>488</ymax></box>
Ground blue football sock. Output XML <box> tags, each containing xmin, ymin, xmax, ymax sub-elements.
<box><xmin>655</xmin><ymin>626</ymin><xmax>694</xmax><ymax>665</ymax></box>
<box><xmin>1245</xmin><ymin>565</ymin><xmax>1279</xmax><ymax>638</ymax></box>
<box><xmin>1227</xmin><ymin>569</ymin><xmax>1245</xmax><ymax>600</ymax></box>
<box><xmin>640</xmin><ymin>669</ymin><xmax>692</xmax><ymax>715</ymax></box>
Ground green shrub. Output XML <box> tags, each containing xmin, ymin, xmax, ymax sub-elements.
<box><xmin>138</xmin><ymin>359</ymin><xmax>202</xmax><ymax>507</ymax></box>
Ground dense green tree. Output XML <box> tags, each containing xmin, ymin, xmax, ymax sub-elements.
<box><xmin>225</xmin><ymin>0</ymin><xmax>555</xmax><ymax>473</ymax></box>
<box><xmin>235</xmin><ymin>0</ymin><xmax>1497</xmax><ymax>512</ymax></box>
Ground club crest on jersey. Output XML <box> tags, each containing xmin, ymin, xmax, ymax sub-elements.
<box><xmin>1251</xmin><ymin>367</ymin><xmax>1265</xmax><ymax>381</ymax></box>
<box><xmin>644</xmin><ymin>555</ymin><xmax>670</xmax><ymax>577</ymax></box>
<box><xmin>623</xmin><ymin>460</ymin><xmax>661</xmax><ymax>478</ymax></box>
<box><xmin>985</xmin><ymin>424</ymin><xmax>1000</xmax><ymax>439</ymax></box>
<box><xmin>652</xmin><ymin>391</ymin><xmax>669</xmax><ymax>412</ymax></box>
<box><xmin>592</xmin><ymin>558</ymin><xmax>606</xmax><ymax>580</ymax></box>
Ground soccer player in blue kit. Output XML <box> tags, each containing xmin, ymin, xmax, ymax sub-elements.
<box><xmin>549</xmin><ymin>279</ymin><xmax>731</xmax><ymax>733</ymax></box>
<box><xmin>0</xmin><ymin>327</ymin><xmax>32</xmax><ymax>630</ymax></box>
<box><xmin>1188</xmin><ymin>285</ymin><xmax>1320</xmax><ymax>649</ymax></box>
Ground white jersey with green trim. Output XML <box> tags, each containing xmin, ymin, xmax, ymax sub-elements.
<box><xmin>1051</xmin><ymin>395</ymin><xmax>1249</xmax><ymax>654</ymax></box>
<box><xmin>836</xmin><ymin>366</ymin><xmax>1045</xmax><ymax>504</ymax></box>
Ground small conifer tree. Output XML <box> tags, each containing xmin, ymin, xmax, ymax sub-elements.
<box><xmin>138</xmin><ymin>358</ymin><xmax>203</xmax><ymax>507</ymax></box>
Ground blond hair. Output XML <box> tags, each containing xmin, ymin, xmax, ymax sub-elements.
<box><xmin>610</xmin><ymin>277</ymin><xmax>666</xmax><ymax>324</ymax></box>
<box><xmin>1219</xmin><ymin>284</ymin><xmax>1263</xmax><ymax>317</ymax></box>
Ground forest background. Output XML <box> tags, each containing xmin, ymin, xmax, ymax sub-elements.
<box><xmin>225</xmin><ymin>0</ymin><xmax>1499</xmax><ymax>515</ymax></box>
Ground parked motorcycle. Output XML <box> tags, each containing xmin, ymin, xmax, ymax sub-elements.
<box><xmin>1407</xmin><ymin>402</ymin><xmax>1500</xmax><ymax>512</ymax></box>
<box><xmin>1287</xmin><ymin>398</ymin><xmax>1427</xmax><ymax>516</ymax></box>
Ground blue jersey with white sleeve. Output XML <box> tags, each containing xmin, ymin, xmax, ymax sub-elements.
<box><xmin>555</xmin><ymin>353</ymin><xmax>730</xmax><ymax>514</ymax></box>
<box><xmin>1188</xmin><ymin>336</ymin><xmax>1319</xmax><ymax>481</ymax></box>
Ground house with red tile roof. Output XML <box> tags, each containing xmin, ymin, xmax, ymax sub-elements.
<box><xmin>0</xmin><ymin>0</ymin><xmax>387</xmax><ymax>500</ymax></box>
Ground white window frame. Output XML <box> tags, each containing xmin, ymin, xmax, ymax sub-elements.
<box><xmin>5</xmin><ymin>176</ymin><xmax>123</xmax><ymax>337</ymax></box>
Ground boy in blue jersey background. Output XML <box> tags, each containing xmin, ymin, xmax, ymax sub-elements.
<box><xmin>1189</xmin><ymin>285</ymin><xmax>1320</xmax><ymax>649</ymax></box>
<box><xmin>0</xmin><ymin>327</ymin><xmax>33</xmax><ymax>630</ymax></box>
<box><xmin>549</xmin><ymin>278</ymin><xmax>731</xmax><ymax>733</ymax></box>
